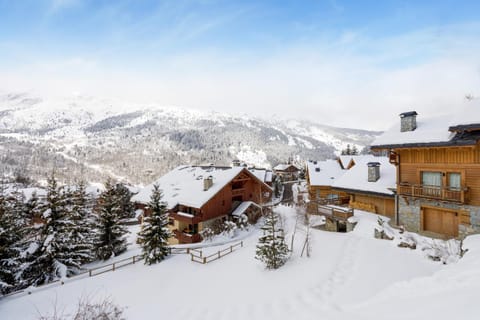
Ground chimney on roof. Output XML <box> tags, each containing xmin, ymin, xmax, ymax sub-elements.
<box><xmin>203</xmin><ymin>176</ymin><xmax>213</xmax><ymax>191</ymax></box>
<box><xmin>400</xmin><ymin>111</ymin><xmax>418</xmax><ymax>132</ymax></box>
<box><xmin>367</xmin><ymin>162</ymin><xmax>380</xmax><ymax>182</ymax></box>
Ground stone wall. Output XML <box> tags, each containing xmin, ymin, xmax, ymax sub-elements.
<box><xmin>398</xmin><ymin>196</ymin><xmax>480</xmax><ymax>238</ymax></box>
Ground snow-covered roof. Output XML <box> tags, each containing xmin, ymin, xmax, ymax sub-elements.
<box><xmin>333</xmin><ymin>156</ymin><xmax>396</xmax><ymax>196</ymax></box>
<box><xmin>337</xmin><ymin>156</ymin><xmax>354</xmax><ymax>169</ymax></box>
<box><xmin>231</xmin><ymin>201</ymin><xmax>261</xmax><ymax>217</ymax></box>
<box><xmin>373</xmin><ymin>101</ymin><xmax>480</xmax><ymax>148</ymax></box>
<box><xmin>306</xmin><ymin>160</ymin><xmax>345</xmax><ymax>187</ymax></box>
<box><xmin>248</xmin><ymin>168</ymin><xmax>273</xmax><ymax>184</ymax></box>
<box><xmin>131</xmin><ymin>165</ymin><xmax>268</xmax><ymax>209</ymax></box>
<box><xmin>273</xmin><ymin>164</ymin><xmax>300</xmax><ymax>171</ymax></box>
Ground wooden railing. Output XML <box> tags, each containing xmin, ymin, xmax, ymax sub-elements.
<box><xmin>190</xmin><ymin>241</ymin><xmax>243</xmax><ymax>264</ymax></box>
<box><xmin>174</xmin><ymin>230</ymin><xmax>202</xmax><ymax>243</ymax></box>
<box><xmin>316</xmin><ymin>196</ymin><xmax>350</xmax><ymax>206</ymax></box>
<box><xmin>170</xmin><ymin>212</ymin><xmax>203</xmax><ymax>224</ymax></box>
<box><xmin>317</xmin><ymin>205</ymin><xmax>354</xmax><ymax>220</ymax></box>
<box><xmin>398</xmin><ymin>183</ymin><xmax>468</xmax><ymax>203</ymax></box>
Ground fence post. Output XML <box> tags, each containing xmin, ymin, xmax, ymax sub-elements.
<box><xmin>133</xmin><ymin>256</ymin><xmax>136</xmax><ymax>264</ymax></box>
<box><xmin>187</xmin><ymin>248</ymin><xmax>190</xmax><ymax>254</ymax></box>
<box><xmin>218</xmin><ymin>251</ymin><xmax>221</xmax><ymax>259</ymax></box>
<box><xmin>203</xmin><ymin>257</ymin><xmax>206</xmax><ymax>264</ymax></box>
<box><xmin>89</xmin><ymin>270</ymin><xmax>92</xmax><ymax>277</ymax></box>
<box><xmin>230</xmin><ymin>246</ymin><xmax>233</xmax><ymax>253</ymax></box>
<box><xmin>112</xmin><ymin>263</ymin><xmax>115</xmax><ymax>271</ymax></box>
<box><xmin>241</xmin><ymin>241</ymin><xmax>243</xmax><ymax>247</ymax></box>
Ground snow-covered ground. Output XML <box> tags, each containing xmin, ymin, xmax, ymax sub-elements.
<box><xmin>1</xmin><ymin>207</ymin><xmax>479</xmax><ymax>320</ymax></box>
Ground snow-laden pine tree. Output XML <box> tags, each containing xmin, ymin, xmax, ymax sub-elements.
<box><xmin>21</xmin><ymin>173</ymin><xmax>76</xmax><ymax>286</ymax></box>
<box><xmin>114</xmin><ymin>183</ymin><xmax>135</xmax><ymax>220</ymax></box>
<box><xmin>255</xmin><ymin>210</ymin><xmax>289</xmax><ymax>269</ymax></box>
<box><xmin>138</xmin><ymin>184</ymin><xmax>171</xmax><ymax>265</ymax></box>
<box><xmin>62</xmin><ymin>182</ymin><xmax>95</xmax><ymax>265</ymax></box>
<box><xmin>94</xmin><ymin>180</ymin><xmax>128</xmax><ymax>260</ymax></box>
<box><xmin>0</xmin><ymin>185</ymin><xmax>28</xmax><ymax>294</ymax></box>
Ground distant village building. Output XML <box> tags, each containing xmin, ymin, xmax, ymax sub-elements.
<box><xmin>273</xmin><ymin>164</ymin><xmax>301</xmax><ymax>181</ymax></box>
<box><xmin>132</xmin><ymin>165</ymin><xmax>272</xmax><ymax>244</ymax></box>
<box><xmin>372</xmin><ymin>106</ymin><xmax>480</xmax><ymax>238</ymax></box>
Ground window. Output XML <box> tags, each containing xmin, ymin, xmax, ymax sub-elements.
<box><xmin>422</xmin><ymin>172</ymin><xmax>442</xmax><ymax>187</ymax></box>
<box><xmin>448</xmin><ymin>173</ymin><xmax>461</xmax><ymax>190</ymax></box>
<box><xmin>421</xmin><ymin>171</ymin><xmax>442</xmax><ymax>197</ymax></box>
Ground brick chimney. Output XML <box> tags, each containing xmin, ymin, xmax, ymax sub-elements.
<box><xmin>399</xmin><ymin>111</ymin><xmax>417</xmax><ymax>132</ymax></box>
<box><xmin>203</xmin><ymin>176</ymin><xmax>213</xmax><ymax>191</ymax></box>
<box><xmin>367</xmin><ymin>162</ymin><xmax>380</xmax><ymax>182</ymax></box>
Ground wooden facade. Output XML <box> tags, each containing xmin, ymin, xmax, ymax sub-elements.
<box><xmin>395</xmin><ymin>146</ymin><xmax>479</xmax><ymax>205</ymax></box>
<box><xmin>137</xmin><ymin>168</ymin><xmax>272</xmax><ymax>244</ymax></box>
<box><xmin>372</xmin><ymin>120</ymin><xmax>480</xmax><ymax>238</ymax></box>
<box><xmin>347</xmin><ymin>193</ymin><xmax>395</xmax><ymax>219</ymax></box>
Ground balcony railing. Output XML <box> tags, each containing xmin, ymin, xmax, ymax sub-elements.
<box><xmin>398</xmin><ymin>183</ymin><xmax>468</xmax><ymax>203</ymax></box>
<box><xmin>170</xmin><ymin>212</ymin><xmax>203</xmax><ymax>224</ymax></box>
<box><xmin>173</xmin><ymin>230</ymin><xmax>202</xmax><ymax>244</ymax></box>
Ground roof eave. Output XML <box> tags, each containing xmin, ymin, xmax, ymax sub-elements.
<box><xmin>371</xmin><ymin>140</ymin><xmax>477</xmax><ymax>150</ymax></box>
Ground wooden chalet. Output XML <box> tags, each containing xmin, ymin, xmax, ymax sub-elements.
<box><xmin>132</xmin><ymin>165</ymin><xmax>272</xmax><ymax>244</ymax></box>
<box><xmin>305</xmin><ymin>159</ymin><xmax>349</xmax><ymax>214</ymax></box>
<box><xmin>273</xmin><ymin>163</ymin><xmax>301</xmax><ymax>181</ymax></box>
<box><xmin>371</xmin><ymin>108</ymin><xmax>480</xmax><ymax>239</ymax></box>
<box><xmin>332</xmin><ymin>155</ymin><xmax>396</xmax><ymax>219</ymax></box>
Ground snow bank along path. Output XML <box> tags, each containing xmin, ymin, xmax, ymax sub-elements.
<box><xmin>1</xmin><ymin>207</ymin><xmax>478</xmax><ymax>320</ymax></box>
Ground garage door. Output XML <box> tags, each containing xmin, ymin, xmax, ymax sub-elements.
<box><xmin>422</xmin><ymin>207</ymin><xmax>458</xmax><ymax>238</ymax></box>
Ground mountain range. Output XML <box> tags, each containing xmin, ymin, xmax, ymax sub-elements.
<box><xmin>0</xmin><ymin>92</ymin><xmax>381</xmax><ymax>185</ymax></box>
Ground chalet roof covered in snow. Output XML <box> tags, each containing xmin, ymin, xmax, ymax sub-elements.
<box><xmin>248</xmin><ymin>168</ymin><xmax>273</xmax><ymax>184</ymax></box>
<box><xmin>372</xmin><ymin>101</ymin><xmax>480</xmax><ymax>148</ymax></box>
<box><xmin>132</xmin><ymin>165</ymin><xmax>269</xmax><ymax>209</ymax></box>
<box><xmin>332</xmin><ymin>156</ymin><xmax>396</xmax><ymax>196</ymax></box>
<box><xmin>306</xmin><ymin>159</ymin><xmax>345</xmax><ymax>187</ymax></box>
<box><xmin>273</xmin><ymin>163</ymin><xmax>301</xmax><ymax>171</ymax></box>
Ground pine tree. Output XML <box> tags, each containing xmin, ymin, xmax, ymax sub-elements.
<box><xmin>255</xmin><ymin>210</ymin><xmax>289</xmax><ymax>269</ymax></box>
<box><xmin>94</xmin><ymin>180</ymin><xmax>128</xmax><ymax>260</ymax></box>
<box><xmin>138</xmin><ymin>184</ymin><xmax>171</xmax><ymax>265</ymax></box>
<box><xmin>62</xmin><ymin>182</ymin><xmax>95</xmax><ymax>266</ymax></box>
<box><xmin>351</xmin><ymin>145</ymin><xmax>359</xmax><ymax>155</ymax></box>
<box><xmin>21</xmin><ymin>173</ymin><xmax>72</xmax><ymax>286</ymax></box>
<box><xmin>0</xmin><ymin>185</ymin><xmax>27</xmax><ymax>293</ymax></box>
<box><xmin>114</xmin><ymin>183</ymin><xmax>135</xmax><ymax>220</ymax></box>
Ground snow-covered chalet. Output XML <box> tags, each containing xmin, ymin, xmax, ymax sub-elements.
<box><xmin>372</xmin><ymin>105</ymin><xmax>480</xmax><ymax>239</ymax></box>
<box><xmin>132</xmin><ymin>165</ymin><xmax>272</xmax><ymax>244</ymax></box>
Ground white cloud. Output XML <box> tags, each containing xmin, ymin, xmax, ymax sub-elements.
<box><xmin>1</xmin><ymin>22</ymin><xmax>480</xmax><ymax>130</ymax></box>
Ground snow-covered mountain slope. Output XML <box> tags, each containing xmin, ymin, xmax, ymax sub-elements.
<box><xmin>0</xmin><ymin>92</ymin><xmax>380</xmax><ymax>184</ymax></box>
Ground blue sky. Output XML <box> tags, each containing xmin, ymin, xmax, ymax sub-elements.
<box><xmin>1</xmin><ymin>0</ymin><xmax>480</xmax><ymax>129</ymax></box>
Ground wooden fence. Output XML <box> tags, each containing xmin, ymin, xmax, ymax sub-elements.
<box><xmin>190</xmin><ymin>241</ymin><xmax>243</xmax><ymax>264</ymax></box>
<box><xmin>1</xmin><ymin>246</ymin><xmax>197</xmax><ymax>298</ymax></box>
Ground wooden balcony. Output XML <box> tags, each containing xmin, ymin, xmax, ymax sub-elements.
<box><xmin>173</xmin><ymin>230</ymin><xmax>202</xmax><ymax>244</ymax></box>
<box><xmin>170</xmin><ymin>212</ymin><xmax>203</xmax><ymax>224</ymax></box>
<box><xmin>398</xmin><ymin>183</ymin><xmax>468</xmax><ymax>203</ymax></box>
